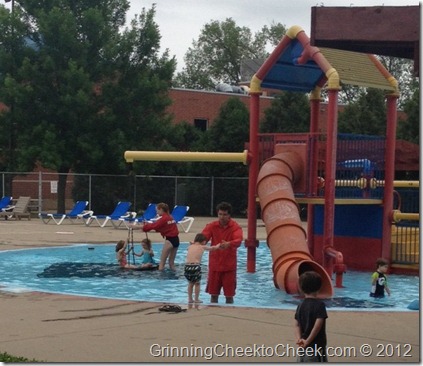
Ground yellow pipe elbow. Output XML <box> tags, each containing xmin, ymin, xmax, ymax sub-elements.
<box><xmin>386</xmin><ymin>76</ymin><xmax>400</xmax><ymax>96</ymax></box>
<box><xmin>325</xmin><ymin>68</ymin><xmax>341</xmax><ymax>90</ymax></box>
<box><xmin>249</xmin><ymin>74</ymin><xmax>262</xmax><ymax>94</ymax></box>
<box><xmin>286</xmin><ymin>25</ymin><xmax>304</xmax><ymax>39</ymax></box>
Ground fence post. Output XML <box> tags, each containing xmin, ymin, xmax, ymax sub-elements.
<box><xmin>38</xmin><ymin>171</ymin><xmax>42</xmax><ymax>213</ymax></box>
<box><xmin>133</xmin><ymin>174</ymin><xmax>137</xmax><ymax>211</ymax></box>
<box><xmin>88</xmin><ymin>174</ymin><xmax>92</xmax><ymax>210</ymax></box>
<box><xmin>174</xmin><ymin>176</ymin><xmax>178</xmax><ymax>207</ymax></box>
<box><xmin>210</xmin><ymin>176</ymin><xmax>214</xmax><ymax>216</ymax></box>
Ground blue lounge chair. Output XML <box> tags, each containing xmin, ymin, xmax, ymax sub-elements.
<box><xmin>85</xmin><ymin>201</ymin><xmax>135</xmax><ymax>228</ymax></box>
<box><xmin>119</xmin><ymin>203</ymin><xmax>158</xmax><ymax>229</ymax></box>
<box><xmin>0</xmin><ymin>196</ymin><xmax>13</xmax><ymax>211</ymax></box>
<box><xmin>171</xmin><ymin>205</ymin><xmax>195</xmax><ymax>233</ymax></box>
<box><xmin>136</xmin><ymin>203</ymin><xmax>158</xmax><ymax>223</ymax></box>
<box><xmin>39</xmin><ymin>201</ymin><xmax>92</xmax><ymax>225</ymax></box>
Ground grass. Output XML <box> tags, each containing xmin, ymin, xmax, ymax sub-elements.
<box><xmin>0</xmin><ymin>351</ymin><xmax>40</xmax><ymax>362</ymax></box>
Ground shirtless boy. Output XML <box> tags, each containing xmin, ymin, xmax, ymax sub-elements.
<box><xmin>184</xmin><ymin>233</ymin><xmax>221</xmax><ymax>303</ymax></box>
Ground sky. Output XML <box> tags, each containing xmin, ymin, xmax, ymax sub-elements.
<box><xmin>128</xmin><ymin>0</ymin><xmax>421</xmax><ymax>72</ymax></box>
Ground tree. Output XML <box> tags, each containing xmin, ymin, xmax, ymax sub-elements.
<box><xmin>0</xmin><ymin>1</ymin><xmax>176</xmax><ymax>212</ymax></box>
<box><xmin>260</xmin><ymin>92</ymin><xmax>310</xmax><ymax>133</ymax></box>
<box><xmin>0</xmin><ymin>4</ymin><xmax>37</xmax><ymax>193</ymax></box>
<box><xmin>338</xmin><ymin>88</ymin><xmax>387</xmax><ymax>136</ymax></box>
<box><xmin>174</xmin><ymin>19</ymin><xmax>286</xmax><ymax>90</ymax></box>
<box><xmin>187</xmin><ymin>97</ymin><xmax>250</xmax><ymax>215</ymax></box>
<box><xmin>397</xmin><ymin>79</ymin><xmax>419</xmax><ymax>144</ymax></box>
<box><xmin>378</xmin><ymin>56</ymin><xmax>415</xmax><ymax>108</ymax></box>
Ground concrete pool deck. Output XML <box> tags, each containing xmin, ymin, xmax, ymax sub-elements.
<box><xmin>0</xmin><ymin>217</ymin><xmax>420</xmax><ymax>362</ymax></box>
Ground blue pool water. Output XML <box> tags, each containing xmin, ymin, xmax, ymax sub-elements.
<box><xmin>0</xmin><ymin>243</ymin><xmax>419</xmax><ymax>311</ymax></box>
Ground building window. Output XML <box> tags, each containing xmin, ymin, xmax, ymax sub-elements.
<box><xmin>194</xmin><ymin>118</ymin><xmax>208</xmax><ymax>131</ymax></box>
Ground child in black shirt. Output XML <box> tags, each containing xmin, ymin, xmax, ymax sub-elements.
<box><xmin>294</xmin><ymin>271</ymin><xmax>328</xmax><ymax>362</ymax></box>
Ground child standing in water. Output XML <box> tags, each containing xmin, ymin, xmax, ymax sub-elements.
<box><xmin>184</xmin><ymin>233</ymin><xmax>221</xmax><ymax>303</ymax></box>
<box><xmin>134</xmin><ymin>238</ymin><xmax>156</xmax><ymax>268</ymax></box>
<box><xmin>115</xmin><ymin>239</ymin><xmax>138</xmax><ymax>269</ymax></box>
<box><xmin>370</xmin><ymin>258</ymin><xmax>391</xmax><ymax>298</ymax></box>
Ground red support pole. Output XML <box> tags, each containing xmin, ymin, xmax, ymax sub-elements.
<box><xmin>245</xmin><ymin>92</ymin><xmax>260</xmax><ymax>273</ymax></box>
<box><xmin>322</xmin><ymin>89</ymin><xmax>339</xmax><ymax>275</ymax></box>
<box><xmin>381</xmin><ymin>94</ymin><xmax>399</xmax><ymax>261</ymax></box>
<box><xmin>307</xmin><ymin>92</ymin><xmax>321</xmax><ymax>255</ymax></box>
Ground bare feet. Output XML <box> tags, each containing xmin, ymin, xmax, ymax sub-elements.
<box><xmin>194</xmin><ymin>299</ymin><xmax>203</xmax><ymax>303</ymax></box>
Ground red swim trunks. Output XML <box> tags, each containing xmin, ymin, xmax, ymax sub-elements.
<box><xmin>206</xmin><ymin>270</ymin><xmax>236</xmax><ymax>297</ymax></box>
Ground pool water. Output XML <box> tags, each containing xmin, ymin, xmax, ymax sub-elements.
<box><xmin>0</xmin><ymin>243</ymin><xmax>419</xmax><ymax>311</ymax></box>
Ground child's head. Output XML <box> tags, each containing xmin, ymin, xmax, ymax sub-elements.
<box><xmin>194</xmin><ymin>233</ymin><xmax>207</xmax><ymax>245</ymax></box>
<box><xmin>141</xmin><ymin>238</ymin><xmax>152</xmax><ymax>250</ymax></box>
<box><xmin>156</xmin><ymin>202</ymin><xmax>169</xmax><ymax>214</ymax></box>
<box><xmin>298</xmin><ymin>271</ymin><xmax>322</xmax><ymax>295</ymax></box>
<box><xmin>375</xmin><ymin>258</ymin><xmax>389</xmax><ymax>272</ymax></box>
<box><xmin>115</xmin><ymin>240</ymin><xmax>125</xmax><ymax>252</ymax></box>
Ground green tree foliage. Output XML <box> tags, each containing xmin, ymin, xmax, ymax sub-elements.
<box><xmin>397</xmin><ymin>79</ymin><xmax>419</xmax><ymax>144</ymax></box>
<box><xmin>260</xmin><ymin>92</ymin><xmax>310</xmax><ymax>133</ymax></box>
<box><xmin>0</xmin><ymin>1</ymin><xmax>176</xmax><ymax>212</ymax></box>
<box><xmin>0</xmin><ymin>4</ymin><xmax>36</xmax><ymax>174</ymax></box>
<box><xmin>187</xmin><ymin>97</ymin><xmax>249</xmax><ymax>215</ymax></box>
<box><xmin>378</xmin><ymin>56</ymin><xmax>416</xmax><ymax>108</ymax></box>
<box><xmin>260</xmin><ymin>22</ymin><xmax>288</xmax><ymax>48</ymax></box>
<box><xmin>174</xmin><ymin>19</ymin><xmax>286</xmax><ymax>89</ymax></box>
<box><xmin>191</xmin><ymin>97</ymin><xmax>249</xmax><ymax>176</ymax></box>
<box><xmin>338</xmin><ymin>88</ymin><xmax>387</xmax><ymax>136</ymax></box>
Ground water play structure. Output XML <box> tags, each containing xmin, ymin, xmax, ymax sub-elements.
<box><xmin>125</xmin><ymin>25</ymin><xmax>419</xmax><ymax>297</ymax></box>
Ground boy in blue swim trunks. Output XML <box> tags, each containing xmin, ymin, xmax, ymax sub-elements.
<box><xmin>184</xmin><ymin>233</ymin><xmax>221</xmax><ymax>303</ymax></box>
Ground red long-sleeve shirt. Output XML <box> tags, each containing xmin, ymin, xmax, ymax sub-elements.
<box><xmin>202</xmin><ymin>219</ymin><xmax>243</xmax><ymax>272</ymax></box>
<box><xmin>143</xmin><ymin>213</ymin><xmax>179</xmax><ymax>238</ymax></box>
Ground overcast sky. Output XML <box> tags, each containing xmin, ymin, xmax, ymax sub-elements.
<box><xmin>128</xmin><ymin>0</ymin><xmax>420</xmax><ymax>71</ymax></box>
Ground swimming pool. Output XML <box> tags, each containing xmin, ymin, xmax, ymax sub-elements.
<box><xmin>0</xmin><ymin>242</ymin><xmax>419</xmax><ymax>311</ymax></box>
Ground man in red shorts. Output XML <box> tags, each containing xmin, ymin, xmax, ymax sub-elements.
<box><xmin>202</xmin><ymin>202</ymin><xmax>243</xmax><ymax>304</ymax></box>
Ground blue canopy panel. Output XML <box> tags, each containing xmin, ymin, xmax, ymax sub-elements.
<box><xmin>261</xmin><ymin>39</ymin><xmax>326</xmax><ymax>93</ymax></box>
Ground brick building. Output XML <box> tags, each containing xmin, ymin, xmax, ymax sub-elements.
<box><xmin>168</xmin><ymin>87</ymin><xmax>348</xmax><ymax>134</ymax></box>
<box><xmin>167</xmin><ymin>87</ymin><xmax>275</xmax><ymax>131</ymax></box>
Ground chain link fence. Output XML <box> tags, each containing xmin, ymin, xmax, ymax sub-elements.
<box><xmin>1</xmin><ymin>171</ymin><xmax>249</xmax><ymax>217</ymax></box>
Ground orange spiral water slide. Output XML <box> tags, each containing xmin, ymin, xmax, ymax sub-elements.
<box><xmin>257</xmin><ymin>151</ymin><xmax>333</xmax><ymax>297</ymax></box>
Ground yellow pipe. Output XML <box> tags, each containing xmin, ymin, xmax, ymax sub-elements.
<box><xmin>377</xmin><ymin>180</ymin><xmax>420</xmax><ymax>188</ymax></box>
<box><xmin>330</xmin><ymin>179</ymin><xmax>420</xmax><ymax>189</ymax></box>
<box><xmin>124</xmin><ymin>150</ymin><xmax>249</xmax><ymax>165</ymax></box>
<box><xmin>392</xmin><ymin>210</ymin><xmax>420</xmax><ymax>223</ymax></box>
